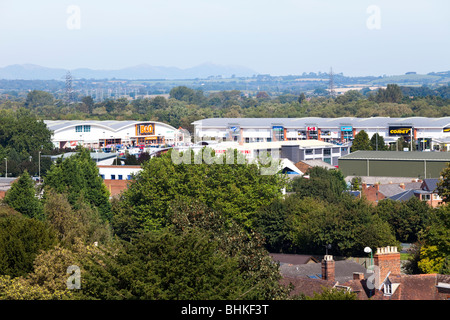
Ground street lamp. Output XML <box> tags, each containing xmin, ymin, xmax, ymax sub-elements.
<box><xmin>38</xmin><ymin>151</ymin><xmax>41</xmax><ymax>183</ymax></box>
<box><xmin>4</xmin><ymin>158</ymin><xmax>6</xmax><ymax>178</ymax></box>
<box><xmin>364</xmin><ymin>246</ymin><xmax>373</xmax><ymax>267</ymax></box>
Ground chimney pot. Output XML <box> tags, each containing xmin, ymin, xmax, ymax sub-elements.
<box><xmin>353</xmin><ymin>272</ymin><xmax>364</xmax><ymax>280</ymax></box>
<box><xmin>321</xmin><ymin>255</ymin><xmax>335</xmax><ymax>282</ymax></box>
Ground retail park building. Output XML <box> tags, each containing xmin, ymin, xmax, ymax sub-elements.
<box><xmin>192</xmin><ymin>117</ymin><xmax>450</xmax><ymax>151</ymax></box>
<box><xmin>44</xmin><ymin>120</ymin><xmax>190</xmax><ymax>149</ymax></box>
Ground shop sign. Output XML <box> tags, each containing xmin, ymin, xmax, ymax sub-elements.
<box><xmin>136</xmin><ymin>123</ymin><xmax>154</xmax><ymax>135</ymax></box>
<box><xmin>341</xmin><ymin>126</ymin><xmax>353</xmax><ymax>132</ymax></box>
<box><xmin>388</xmin><ymin>126</ymin><xmax>412</xmax><ymax>136</ymax></box>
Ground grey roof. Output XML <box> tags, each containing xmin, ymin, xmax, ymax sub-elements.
<box><xmin>389</xmin><ymin>189</ymin><xmax>418</xmax><ymax>201</ymax></box>
<box><xmin>279</xmin><ymin>259</ymin><xmax>370</xmax><ymax>283</ymax></box>
<box><xmin>340</xmin><ymin>151</ymin><xmax>450</xmax><ymax>161</ymax></box>
<box><xmin>44</xmin><ymin>120</ymin><xmax>176</xmax><ymax>132</ymax></box>
<box><xmin>270</xmin><ymin>253</ymin><xmax>318</xmax><ymax>265</ymax></box>
<box><xmin>193</xmin><ymin>117</ymin><xmax>450</xmax><ymax>129</ymax></box>
<box><xmin>48</xmin><ymin>152</ymin><xmax>118</xmax><ymax>161</ymax></box>
<box><xmin>301</xmin><ymin>160</ymin><xmax>336</xmax><ymax>169</ymax></box>
<box><xmin>422</xmin><ymin>178</ymin><xmax>440</xmax><ymax>192</ymax></box>
<box><xmin>379</xmin><ymin>184</ymin><xmax>408</xmax><ymax>197</ymax></box>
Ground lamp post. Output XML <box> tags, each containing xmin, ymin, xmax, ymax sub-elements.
<box><xmin>38</xmin><ymin>151</ymin><xmax>41</xmax><ymax>183</ymax></box>
<box><xmin>4</xmin><ymin>158</ymin><xmax>6</xmax><ymax>178</ymax></box>
<box><xmin>364</xmin><ymin>246</ymin><xmax>373</xmax><ymax>267</ymax></box>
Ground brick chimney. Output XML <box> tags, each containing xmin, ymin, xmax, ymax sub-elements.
<box><xmin>400</xmin><ymin>183</ymin><xmax>405</xmax><ymax>189</ymax></box>
<box><xmin>374</xmin><ymin>246</ymin><xmax>401</xmax><ymax>287</ymax></box>
<box><xmin>321</xmin><ymin>255</ymin><xmax>335</xmax><ymax>282</ymax></box>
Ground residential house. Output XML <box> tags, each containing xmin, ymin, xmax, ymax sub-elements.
<box><xmin>388</xmin><ymin>178</ymin><xmax>443</xmax><ymax>207</ymax></box>
<box><xmin>360</xmin><ymin>178</ymin><xmax>443</xmax><ymax>207</ymax></box>
<box><xmin>280</xmin><ymin>246</ymin><xmax>450</xmax><ymax>300</ymax></box>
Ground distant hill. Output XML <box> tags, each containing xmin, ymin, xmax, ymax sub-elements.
<box><xmin>0</xmin><ymin>63</ymin><xmax>258</xmax><ymax>80</ymax></box>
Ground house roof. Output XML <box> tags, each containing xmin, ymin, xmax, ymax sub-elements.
<box><xmin>422</xmin><ymin>178</ymin><xmax>440</xmax><ymax>192</ymax></box>
<box><xmin>279</xmin><ymin>259</ymin><xmax>370</xmax><ymax>284</ymax></box>
<box><xmin>389</xmin><ymin>189</ymin><xmax>418</xmax><ymax>201</ymax></box>
<box><xmin>270</xmin><ymin>253</ymin><xmax>318</xmax><ymax>266</ymax></box>
<box><xmin>378</xmin><ymin>184</ymin><xmax>407</xmax><ymax>197</ymax></box>
<box><xmin>371</xmin><ymin>274</ymin><xmax>441</xmax><ymax>300</ymax></box>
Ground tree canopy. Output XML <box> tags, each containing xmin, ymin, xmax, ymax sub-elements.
<box><xmin>44</xmin><ymin>148</ymin><xmax>111</xmax><ymax>221</ymax></box>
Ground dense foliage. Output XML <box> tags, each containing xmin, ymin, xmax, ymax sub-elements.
<box><xmin>1</xmin><ymin>85</ymin><xmax>450</xmax><ymax>300</ymax></box>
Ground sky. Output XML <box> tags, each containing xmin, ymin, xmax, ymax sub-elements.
<box><xmin>0</xmin><ymin>0</ymin><xmax>448</xmax><ymax>77</ymax></box>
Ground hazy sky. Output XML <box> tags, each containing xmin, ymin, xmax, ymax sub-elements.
<box><xmin>0</xmin><ymin>0</ymin><xmax>448</xmax><ymax>76</ymax></box>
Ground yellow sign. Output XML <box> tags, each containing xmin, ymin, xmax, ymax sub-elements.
<box><xmin>136</xmin><ymin>123</ymin><xmax>154</xmax><ymax>136</ymax></box>
<box><xmin>388</xmin><ymin>126</ymin><xmax>412</xmax><ymax>136</ymax></box>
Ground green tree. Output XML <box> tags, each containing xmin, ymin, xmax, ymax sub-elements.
<box><xmin>114</xmin><ymin>229</ymin><xmax>252</xmax><ymax>300</ymax></box>
<box><xmin>0</xmin><ymin>208</ymin><xmax>58</xmax><ymax>277</ymax></box>
<box><xmin>374</xmin><ymin>84</ymin><xmax>403</xmax><ymax>103</ymax></box>
<box><xmin>291</xmin><ymin>166</ymin><xmax>347</xmax><ymax>203</ymax></box>
<box><xmin>289</xmin><ymin>196</ymin><xmax>397</xmax><ymax>256</ymax></box>
<box><xmin>168</xmin><ymin>199</ymin><xmax>291</xmax><ymax>299</ymax></box>
<box><xmin>43</xmin><ymin>189</ymin><xmax>113</xmax><ymax>247</ymax></box>
<box><xmin>351</xmin><ymin>130</ymin><xmax>372</xmax><ymax>152</ymax></box>
<box><xmin>298</xmin><ymin>93</ymin><xmax>306</xmax><ymax>104</ymax></box>
<box><xmin>436</xmin><ymin>163</ymin><xmax>450</xmax><ymax>203</ymax></box>
<box><xmin>376</xmin><ymin>197</ymin><xmax>432</xmax><ymax>243</ymax></box>
<box><xmin>304</xmin><ymin>286</ymin><xmax>358</xmax><ymax>300</ymax></box>
<box><xmin>370</xmin><ymin>133</ymin><xmax>387</xmax><ymax>151</ymax></box>
<box><xmin>0</xmin><ymin>275</ymin><xmax>72</xmax><ymax>300</ymax></box>
<box><xmin>81</xmin><ymin>96</ymin><xmax>95</xmax><ymax>114</ymax></box>
<box><xmin>3</xmin><ymin>170</ymin><xmax>43</xmax><ymax>219</ymax></box>
<box><xmin>111</xmin><ymin>148</ymin><xmax>286</xmax><ymax>237</ymax></box>
<box><xmin>25</xmin><ymin>90</ymin><xmax>54</xmax><ymax>108</ymax></box>
<box><xmin>44</xmin><ymin>148</ymin><xmax>111</xmax><ymax>221</ymax></box>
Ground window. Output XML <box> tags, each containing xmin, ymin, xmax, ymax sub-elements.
<box><xmin>324</xmin><ymin>148</ymin><xmax>331</xmax><ymax>156</ymax></box>
<box><xmin>422</xmin><ymin>194</ymin><xmax>431</xmax><ymax>201</ymax></box>
<box><xmin>305</xmin><ymin>149</ymin><xmax>313</xmax><ymax>155</ymax></box>
<box><xmin>100</xmin><ymin>174</ymin><xmax>105</xmax><ymax>180</ymax></box>
<box><xmin>384</xmin><ymin>283</ymin><xmax>392</xmax><ymax>295</ymax></box>
<box><xmin>111</xmin><ymin>175</ymin><xmax>115</xmax><ymax>180</ymax></box>
<box><xmin>127</xmin><ymin>175</ymin><xmax>132</xmax><ymax>180</ymax></box>
<box><xmin>75</xmin><ymin>125</ymin><xmax>83</xmax><ymax>132</ymax></box>
<box><xmin>83</xmin><ymin>125</ymin><xmax>91</xmax><ymax>132</ymax></box>
<box><xmin>118</xmin><ymin>175</ymin><xmax>123</xmax><ymax>180</ymax></box>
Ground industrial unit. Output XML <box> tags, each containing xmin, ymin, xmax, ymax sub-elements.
<box><xmin>338</xmin><ymin>151</ymin><xmax>450</xmax><ymax>179</ymax></box>
<box><xmin>192</xmin><ymin>117</ymin><xmax>450</xmax><ymax>151</ymax></box>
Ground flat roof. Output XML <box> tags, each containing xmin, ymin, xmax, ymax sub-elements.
<box><xmin>44</xmin><ymin>120</ymin><xmax>177</xmax><ymax>133</ymax></box>
<box><xmin>340</xmin><ymin>151</ymin><xmax>450</xmax><ymax>161</ymax></box>
<box><xmin>192</xmin><ymin>117</ymin><xmax>450</xmax><ymax>129</ymax></box>
<box><xmin>48</xmin><ymin>152</ymin><xmax>118</xmax><ymax>161</ymax></box>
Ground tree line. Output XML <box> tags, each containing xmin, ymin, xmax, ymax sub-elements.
<box><xmin>1</xmin><ymin>145</ymin><xmax>448</xmax><ymax>300</ymax></box>
<box><xmin>1</xmin><ymin>84</ymin><xmax>450</xmax><ymax>135</ymax></box>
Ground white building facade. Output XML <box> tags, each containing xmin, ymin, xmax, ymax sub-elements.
<box><xmin>44</xmin><ymin>120</ymin><xmax>190</xmax><ymax>149</ymax></box>
<box><xmin>192</xmin><ymin>117</ymin><xmax>450</xmax><ymax>151</ymax></box>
